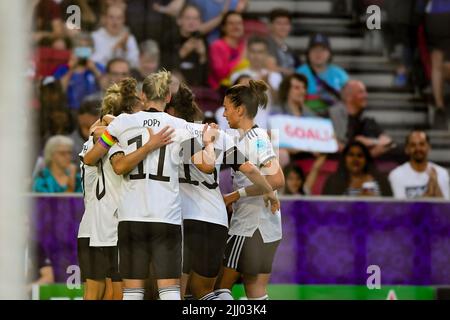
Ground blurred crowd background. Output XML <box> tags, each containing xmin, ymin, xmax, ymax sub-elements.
<box><xmin>29</xmin><ymin>0</ymin><xmax>450</xmax><ymax>199</ymax></box>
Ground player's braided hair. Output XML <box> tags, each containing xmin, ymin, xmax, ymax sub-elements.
<box><xmin>142</xmin><ymin>70</ymin><xmax>171</xmax><ymax>102</ymax></box>
<box><xmin>225</xmin><ymin>79</ymin><xmax>269</xmax><ymax>119</ymax></box>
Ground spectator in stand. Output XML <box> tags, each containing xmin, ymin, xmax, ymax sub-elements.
<box><xmin>389</xmin><ymin>130</ymin><xmax>449</xmax><ymax>199</ymax></box>
<box><xmin>189</xmin><ymin>0</ymin><xmax>248</xmax><ymax>43</ymax></box>
<box><xmin>50</xmin><ymin>35</ymin><xmax>72</xmax><ymax>51</ymax></box>
<box><xmin>296</xmin><ymin>33</ymin><xmax>349</xmax><ymax>116</ymax></box>
<box><xmin>83</xmin><ymin>57</ymin><xmax>131</xmax><ymax>102</ymax></box>
<box><xmin>131</xmin><ymin>40</ymin><xmax>160</xmax><ymax>83</ymax></box>
<box><xmin>383</xmin><ymin>0</ymin><xmax>423</xmax><ymax>88</ymax></box>
<box><xmin>323</xmin><ymin>141</ymin><xmax>392</xmax><ymax>196</ymax></box>
<box><xmin>60</xmin><ymin>0</ymin><xmax>99</xmax><ymax>31</ymax></box>
<box><xmin>38</xmin><ymin>77</ymin><xmax>74</xmax><ymax>149</ymax></box>
<box><xmin>54</xmin><ymin>33</ymin><xmax>105</xmax><ymax>111</ymax></box>
<box><xmin>126</xmin><ymin>0</ymin><xmax>179</xmax><ymax>45</ymax></box>
<box><xmin>424</xmin><ymin>0</ymin><xmax>450</xmax><ymax>129</ymax></box>
<box><xmin>208</xmin><ymin>11</ymin><xmax>248</xmax><ymax>91</ymax></box>
<box><xmin>32</xmin><ymin>0</ymin><xmax>65</xmax><ymax>44</ymax></box>
<box><xmin>91</xmin><ymin>5</ymin><xmax>140</xmax><ymax>68</ymax></box>
<box><xmin>230</xmin><ymin>36</ymin><xmax>283</xmax><ymax>93</ymax></box>
<box><xmin>283</xmin><ymin>156</ymin><xmax>327</xmax><ymax>195</ymax></box>
<box><xmin>270</xmin><ymin>73</ymin><xmax>316</xmax><ymax>117</ymax></box>
<box><xmin>270</xmin><ymin>74</ymin><xmax>316</xmax><ymax>167</ymax></box>
<box><xmin>329</xmin><ymin>80</ymin><xmax>393</xmax><ymax>158</ymax></box>
<box><xmin>68</xmin><ymin>100</ymin><xmax>100</xmax><ymax>166</ymax></box>
<box><xmin>33</xmin><ymin>135</ymin><xmax>82</xmax><ymax>193</ymax></box>
<box><xmin>160</xmin><ymin>4</ymin><xmax>208</xmax><ymax>86</ymax></box>
<box><xmin>266</xmin><ymin>8</ymin><xmax>300</xmax><ymax>76</ymax></box>
<box><xmin>153</xmin><ymin>0</ymin><xmax>249</xmax><ymax>43</ymax></box>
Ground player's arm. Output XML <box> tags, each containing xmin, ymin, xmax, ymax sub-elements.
<box><xmin>191</xmin><ymin>124</ymin><xmax>218</xmax><ymax>174</ymax></box>
<box><xmin>192</xmin><ymin>143</ymin><xmax>216</xmax><ymax>174</ymax></box>
<box><xmin>220</xmin><ymin>139</ymin><xmax>280</xmax><ymax>212</ymax></box>
<box><xmin>83</xmin><ymin>115</ymin><xmax>117</xmax><ymax>165</ymax></box>
<box><xmin>83</xmin><ymin>132</ymin><xmax>114</xmax><ymax>166</ymax></box>
<box><xmin>110</xmin><ymin>127</ymin><xmax>174</xmax><ymax>175</ymax></box>
<box><xmin>224</xmin><ymin>158</ymin><xmax>284</xmax><ymax>214</ymax></box>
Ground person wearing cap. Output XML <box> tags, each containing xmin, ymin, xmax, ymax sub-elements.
<box><xmin>296</xmin><ymin>33</ymin><xmax>349</xmax><ymax>116</ymax></box>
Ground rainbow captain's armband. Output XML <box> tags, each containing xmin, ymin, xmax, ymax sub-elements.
<box><xmin>99</xmin><ymin>130</ymin><xmax>115</xmax><ymax>148</ymax></box>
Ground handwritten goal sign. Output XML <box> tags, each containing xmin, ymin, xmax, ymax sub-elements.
<box><xmin>269</xmin><ymin>115</ymin><xmax>338</xmax><ymax>153</ymax></box>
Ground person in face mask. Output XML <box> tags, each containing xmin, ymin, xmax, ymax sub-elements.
<box><xmin>54</xmin><ymin>32</ymin><xmax>106</xmax><ymax>111</ymax></box>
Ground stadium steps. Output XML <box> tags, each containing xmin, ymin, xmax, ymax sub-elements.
<box><xmin>246</xmin><ymin>0</ymin><xmax>450</xmax><ymax>169</ymax></box>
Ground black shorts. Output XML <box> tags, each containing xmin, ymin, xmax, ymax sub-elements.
<box><xmin>182</xmin><ymin>219</ymin><xmax>228</xmax><ymax>278</ymax></box>
<box><xmin>118</xmin><ymin>221</ymin><xmax>182</xmax><ymax>280</ymax></box>
<box><xmin>425</xmin><ymin>13</ymin><xmax>450</xmax><ymax>58</ymax></box>
<box><xmin>77</xmin><ymin>238</ymin><xmax>121</xmax><ymax>282</ymax></box>
<box><xmin>223</xmin><ymin>229</ymin><xmax>280</xmax><ymax>276</ymax></box>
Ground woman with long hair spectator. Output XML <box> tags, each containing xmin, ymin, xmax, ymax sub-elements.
<box><xmin>38</xmin><ymin>77</ymin><xmax>74</xmax><ymax>148</ymax></box>
<box><xmin>283</xmin><ymin>155</ymin><xmax>326</xmax><ymax>195</ymax></box>
<box><xmin>322</xmin><ymin>141</ymin><xmax>392</xmax><ymax>196</ymax></box>
<box><xmin>32</xmin><ymin>0</ymin><xmax>65</xmax><ymax>44</ymax></box>
<box><xmin>271</xmin><ymin>73</ymin><xmax>316</xmax><ymax>117</ymax></box>
<box><xmin>160</xmin><ymin>3</ymin><xmax>208</xmax><ymax>86</ymax></box>
<box><xmin>283</xmin><ymin>164</ymin><xmax>306</xmax><ymax>195</ymax></box>
<box><xmin>208</xmin><ymin>11</ymin><xmax>248</xmax><ymax>91</ymax></box>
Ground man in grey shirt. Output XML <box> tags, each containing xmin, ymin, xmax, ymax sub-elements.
<box><xmin>329</xmin><ymin>80</ymin><xmax>393</xmax><ymax>158</ymax></box>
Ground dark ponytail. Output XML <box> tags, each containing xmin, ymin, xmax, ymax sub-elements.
<box><xmin>225</xmin><ymin>79</ymin><xmax>269</xmax><ymax>119</ymax></box>
<box><xmin>166</xmin><ymin>82</ymin><xmax>204</xmax><ymax>122</ymax></box>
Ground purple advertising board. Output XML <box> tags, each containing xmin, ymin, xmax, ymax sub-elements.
<box><xmin>32</xmin><ymin>196</ymin><xmax>450</xmax><ymax>285</ymax></box>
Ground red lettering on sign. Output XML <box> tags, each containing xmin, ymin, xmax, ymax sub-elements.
<box><xmin>284</xmin><ymin>124</ymin><xmax>332</xmax><ymax>141</ymax></box>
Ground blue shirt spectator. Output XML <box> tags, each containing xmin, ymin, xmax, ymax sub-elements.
<box><xmin>296</xmin><ymin>63</ymin><xmax>349</xmax><ymax>99</ymax></box>
<box><xmin>295</xmin><ymin>33</ymin><xmax>349</xmax><ymax>115</ymax></box>
<box><xmin>54</xmin><ymin>62</ymin><xmax>105</xmax><ymax>110</ymax></box>
<box><xmin>426</xmin><ymin>0</ymin><xmax>450</xmax><ymax>13</ymax></box>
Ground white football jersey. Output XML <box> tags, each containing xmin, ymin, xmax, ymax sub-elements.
<box><xmin>229</xmin><ymin>126</ymin><xmax>282</xmax><ymax>243</ymax></box>
<box><xmin>180</xmin><ymin>130</ymin><xmax>246</xmax><ymax>227</ymax></box>
<box><xmin>106</xmin><ymin>109</ymin><xmax>202</xmax><ymax>225</ymax></box>
<box><xmin>78</xmin><ymin>137</ymin><xmax>96</xmax><ymax>239</ymax></box>
<box><xmin>89</xmin><ymin>144</ymin><xmax>123</xmax><ymax>247</ymax></box>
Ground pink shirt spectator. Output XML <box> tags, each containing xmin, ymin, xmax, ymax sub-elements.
<box><xmin>208</xmin><ymin>39</ymin><xmax>247</xmax><ymax>89</ymax></box>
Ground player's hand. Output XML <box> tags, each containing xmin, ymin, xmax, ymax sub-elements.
<box><xmin>208</xmin><ymin>122</ymin><xmax>220</xmax><ymax>130</ymax></box>
<box><xmin>428</xmin><ymin>167</ymin><xmax>438</xmax><ymax>182</ymax></box>
<box><xmin>202</xmin><ymin>124</ymin><xmax>219</xmax><ymax>146</ymax></box>
<box><xmin>68</xmin><ymin>54</ymin><xmax>78</xmax><ymax>70</ymax></box>
<box><xmin>101</xmin><ymin>114</ymin><xmax>115</xmax><ymax>126</ymax></box>
<box><xmin>92</xmin><ymin>126</ymin><xmax>107</xmax><ymax>142</ymax></box>
<box><xmin>147</xmin><ymin>126</ymin><xmax>174</xmax><ymax>150</ymax></box>
<box><xmin>263</xmin><ymin>191</ymin><xmax>280</xmax><ymax>214</ymax></box>
<box><xmin>114</xmin><ymin>31</ymin><xmax>129</xmax><ymax>51</ymax></box>
<box><xmin>66</xmin><ymin>163</ymin><xmax>78</xmax><ymax>193</ymax></box>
